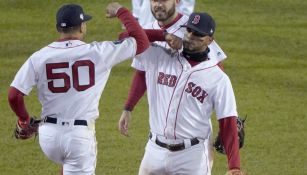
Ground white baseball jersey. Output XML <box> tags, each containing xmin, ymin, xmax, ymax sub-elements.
<box><xmin>11</xmin><ymin>38</ymin><xmax>137</xmax><ymax>121</ymax></box>
<box><xmin>132</xmin><ymin>0</ymin><xmax>195</xmax><ymax>26</ymax></box>
<box><xmin>132</xmin><ymin>14</ymin><xmax>227</xmax><ymax>71</ymax></box>
<box><xmin>134</xmin><ymin>45</ymin><xmax>238</xmax><ymax>139</ymax></box>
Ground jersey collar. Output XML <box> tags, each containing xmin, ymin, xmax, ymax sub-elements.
<box><xmin>179</xmin><ymin>53</ymin><xmax>218</xmax><ymax>71</ymax></box>
<box><xmin>48</xmin><ymin>39</ymin><xmax>86</xmax><ymax>49</ymax></box>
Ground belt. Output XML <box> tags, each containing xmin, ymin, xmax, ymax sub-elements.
<box><xmin>149</xmin><ymin>132</ymin><xmax>200</xmax><ymax>152</ymax></box>
<box><xmin>44</xmin><ymin>116</ymin><xmax>87</xmax><ymax>126</ymax></box>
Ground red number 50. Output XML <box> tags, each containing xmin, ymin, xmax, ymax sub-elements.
<box><xmin>46</xmin><ymin>60</ymin><xmax>95</xmax><ymax>93</ymax></box>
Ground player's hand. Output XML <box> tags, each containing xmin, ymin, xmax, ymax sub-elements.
<box><xmin>118</xmin><ymin>110</ymin><xmax>132</xmax><ymax>137</ymax></box>
<box><xmin>106</xmin><ymin>2</ymin><xmax>123</xmax><ymax>18</ymax></box>
<box><xmin>14</xmin><ymin>117</ymin><xmax>40</xmax><ymax>139</ymax></box>
<box><xmin>165</xmin><ymin>33</ymin><xmax>183</xmax><ymax>50</ymax></box>
<box><xmin>225</xmin><ymin>169</ymin><xmax>245</xmax><ymax>175</ymax></box>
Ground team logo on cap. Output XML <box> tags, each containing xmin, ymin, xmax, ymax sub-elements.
<box><xmin>192</xmin><ymin>15</ymin><xmax>200</xmax><ymax>24</ymax></box>
<box><xmin>80</xmin><ymin>14</ymin><xmax>84</xmax><ymax>20</ymax></box>
<box><xmin>61</xmin><ymin>23</ymin><xmax>67</xmax><ymax>27</ymax></box>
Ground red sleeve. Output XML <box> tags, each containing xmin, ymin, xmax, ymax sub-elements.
<box><xmin>8</xmin><ymin>87</ymin><xmax>30</xmax><ymax>121</ymax></box>
<box><xmin>116</xmin><ymin>8</ymin><xmax>149</xmax><ymax>54</ymax></box>
<box><xmin>219</xmin><ymin>116</ymin><xmax>240</xmax><ymax>170</ymax></box>
<box><xmin>124</xmin><ymin>70</ymin><xmax>146</xmax><ymax>111</ymax></box>
<box><xmin>119</xmin><ymin>29</ymin><xmax>165</xmax><ymax>42</ymax></box>
<box><xmin>118</xmin><ymin>31</ymin><xmax>129</xmax><ymax>40</ymax></box>
<box><xmin>217</xmin><ymin>61</ymin><xmax>224</xmax><ymax>71</ymax></box>
<box><xmin>144</xmin><ymin>29</ymin><xmax>165</xmax><ymax>42</ymax></box>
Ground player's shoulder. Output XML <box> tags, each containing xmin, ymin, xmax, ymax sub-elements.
<box><xmin>202</xmin><ymin>66</ymin><xmax>231</xmax><ymax>88</ymax></box>
<box><xmin>213</xmin><ymin>67</ymin><xmax>232</xmax><ymax>84</ymax></box>
<box><xmin>149</xmin><ymin>43</ymin><xmax>177</xmax><ymax>56</ymax></box>
<box><xmin>202</xmin><ymin>61</ymin><xmax>228</xmax><ymax>77</ymax></box>
<box><xmin>173</xmin><ymin>13</ymin><xmax>189</xmax><ymax>27</ymax></box>
<box><xmin>137</xmin><ymin>43</ymin><xmax>177</xmax><ymax>60</ymax></box>
<box><xmin>29</xmin><ymin>45</ymin><xmax>51</xmax><ymax>60</ymax></box>
<box><xmin>90</xmin><ymin>37</ymin><xmax>136</xmax><ymax>49</ymax></box>
<box><xmin>179</xmin><ymin>14</ymin><xmax>189</xmax><ymax>23</ymax></box>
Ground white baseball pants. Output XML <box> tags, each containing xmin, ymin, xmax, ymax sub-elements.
<box><xmin>138</xmin><ymin>139</ymin><xmax>209</xmax><ymax>175</ymax></box>
<box><xmin>39</xmin><ymin>120</ymin><xmax>97</xmax><ymax>175</ymax></box>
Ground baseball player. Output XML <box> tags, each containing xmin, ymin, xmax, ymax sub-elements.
<box><xmin>119</xmin><ymin>0</ymin><xmax>226</xmax><ymax>173</ymax></box>
<box><xmin>132</xmin><ymin>0</ymin><xmax>195</xmax><ymax>26</ymax></box>
<box><xmin>8</xmin><ymin>2</ymin><xmax>149</xmax><ymax>175</ymax></box>
<box><xmin>119</xmin><ymin>12</ymin><xmax>243</xmax><ymax>175</ymax></box>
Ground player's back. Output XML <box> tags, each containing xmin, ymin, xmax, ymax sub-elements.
<box><xmin>25</xmin><ymin>38</ymin><xmax>136</xmax><ymax>120</ymax></box>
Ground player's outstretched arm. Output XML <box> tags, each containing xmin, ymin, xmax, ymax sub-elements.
<box><xmin>119</xmin><ymin>30</ymin><xmax>182</xmax><ymax>50</ymax></box>
<box><xmin>106</xmin><ymin>2</ymin><xmax>122</xmax><ymax>18</ymax></box>
<box><xmin>106</xmin><ymin>2</ymin><xmax>149</xmax><ymax>55</ymax></box>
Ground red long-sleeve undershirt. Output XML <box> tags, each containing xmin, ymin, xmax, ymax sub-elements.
<box><xmin>119</xmin><ymin>29</ymin><xmax>165</xmax><ymax>42</ymax></box>
<box><xmin>8</xmin><ymin>87</ymin><xmax>30</xmax><ymax>121</ymax></box>
<box><xmin>219</xmin><ymin>116</ymin><xmax>241</xmax><ymax>170</ymax></box>
<box><xmin>117</xmin><ymin>8</ymin><xmax>149</xmax><ymax>54</ymax></box>
<box><xmin>124</xmin><ymin>70</ymin><xmax>146</xmax><ymax>111</ymax></box>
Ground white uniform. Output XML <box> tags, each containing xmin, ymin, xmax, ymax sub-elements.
<box><xmin>11</xmin><ymin>38</ymin><xmax>137</xmax><ymax>175</ymax></box>
<box><xmin>135</xmin><ymin>45</ymin><xmax>238</xmax><ymax>175</ymax></box>
<box><xmin>132</xmin><ymin>0</ymin><xmax>195</xmax><ymax>26</ymax></box>
<box><xmin>132</xmin><ymin>13</ymin><xmax>227</xmax><ymax>174</ymax></box>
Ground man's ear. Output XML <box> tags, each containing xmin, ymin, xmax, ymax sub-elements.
<box><xmin>205</xmin><ymin>36</ymin><xmax>214</xmax><ymax>45</ymax></box>
<box><xmin>80</xmin><ymin>23</ymin><xmax>86</xmax><ymax>33</ymax></box>
<box><xmin>208</xmin><ymin>36</ymin><xmax>214</xmax><ymax>43</ymax></box>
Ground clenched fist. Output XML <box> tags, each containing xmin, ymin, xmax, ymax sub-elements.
<box><xmin>106</xmin><ymin>2</ymin><xmax>123</xmax><ymax>18</ymax></box>
<box><xmin>165</xmin><ymin>33</ymin><xmax>183</xmax><ymax>50</ymax></box>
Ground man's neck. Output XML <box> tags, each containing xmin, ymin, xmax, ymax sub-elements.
<box><xmin>182</xmin><ymin>47</ymin><xmax>210</xmax><ymax>62</ymax></box>
<box><xmin>59</xmin><ymin>33</ymin><xmax>82</xmax><ymax>41</ymax></box>
<box><xmin>158</xmin><ymin>12</ymin><xmax>179</xmax><ymax>27</ymax></box>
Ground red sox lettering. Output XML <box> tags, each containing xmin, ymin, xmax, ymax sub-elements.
<box><xmin>157</xmin><ymin>72</ymin><xmax>177</xmax><ymax>87</ymax></box>
<box><xmin>157</xmin><ymin>72</ymin><xmax>208</xmax><ymax>103</ymax></box>
<box><xmin>185</xmin><ymin>82</ymin><xmax>208</xmax><ymax>103</ymax></box>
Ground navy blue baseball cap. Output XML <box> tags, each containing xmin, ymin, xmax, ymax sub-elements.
<box><xmin>56</xmin><ymin>4</ymin><xmax>92</xmax><ymax>28</ymax></box>
<box><xmin>181</xmin><ymin>12</ymin><xmax>215</xmax><ymax>36</ymax></box>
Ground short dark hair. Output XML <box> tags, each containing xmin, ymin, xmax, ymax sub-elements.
<box><xmin>56</xmin><ymin>24</ymin><xmax>81</xmax><ymax>34</ymax></box>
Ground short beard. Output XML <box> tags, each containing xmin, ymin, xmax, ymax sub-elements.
<box><xmin>151</xmin><ymin>5</ymin><xmax>176</xmax><ymax>22</ymax></box>
<box><xmin>182</xmin><ymin>40</ymin><xmax>195</xmax><ymax>53</ymax></box>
